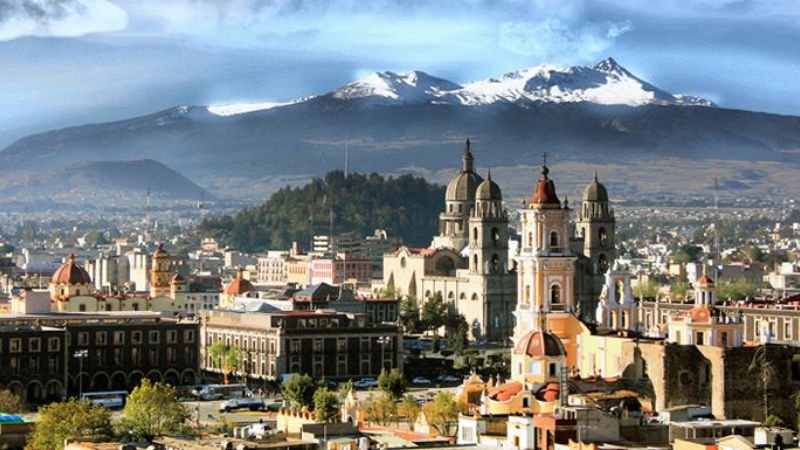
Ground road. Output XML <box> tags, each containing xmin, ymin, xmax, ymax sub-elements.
<box><xmin>182</xmin><ymin>385</ymin><xmax>460</xmax><ymax>426</ymax></box>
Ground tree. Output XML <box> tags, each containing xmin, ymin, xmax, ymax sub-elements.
<box><xmin>116</xmin><ymin>379</ymin><xmax>187</xmax><ymax>440</ymax></box>
<box><xmin>421</xmin><ymin>293</ymin><xmax>447</xmax><ymax>332</ymax></box>
<box><xmin>670</xmin><ymin>281</ymin><xmax>689</xmax><ymax>300</ymax></box>
<box><xmin>377</xmin><ymin>368</ymin><xmax>407</xmax><ymax>401</ymax></box>
<box><xmin>26</xmin><ymin>399</ymin><xmax>112</xmax><ymax>450</ymax></box>
<box><xmin>749</xmin><ymin>346</ymin><xmax>777</xmax><ymax>422</ymax></box>
<box><xmin>282</xmin><ymin>374</ymin><xmax>316</xmax><ymax>409</ymax></box>
<box><xmin>422</xmin><ymin>391</ymin><xmax>465</xmax><ymax>437</ymax></box>
<box><xmin>313</xmin><ymin>388</ymin><xmax>340</xmax><ymax>423</ymax></box>
<box><xmin>633</xmin><ymin>281</ymin><xmax>659</xmax><ymax>299</ymax></box>
<box><xmin>337</xmin><ymin>380</ymin><xmax>354</xmax><ymax>399</ymax></box>
<box><xmin>0</xmin><ymin>389</ymin><xmax>26</xmax><ymax>413</ymax></box>
<box><xmin>399</xmin><ymin>394</ymin><xmax>421</xmax><ymax>430</ymax></box>
<box><xmin>399</xmin><ymin>297</ymin><xmax>422</xmax><ymax>332</ymax></box>
<box><xmin>764</xmin><ymin>414</ymin><xmax>785</xmax><ymax>428</ymax></box>
<box><xmin>208</xmin><ymin>341</ymin><xmax>243</xmax><ymax>384</ymax></box>
<box><xmin>718</xmin><ymin>278</ymin><xmax>759</xmax><ymax>301</ymax></box>
<box><xmin>363</xmin><ymin>394</ymin><xmax>397</xmax><ymax>426</ymax></box>
<box><xmin>445</xmin><ymin>312</ymin><xmax>469</xmax><ymax>356</ymax></box>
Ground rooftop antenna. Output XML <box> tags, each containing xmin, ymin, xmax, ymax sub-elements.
<box><xmin>713</xmin><ymin>176</ymin><xmax>721</xmax><ymax>281</ymax></box>
<box><xmin>344</xmin><ymin>130</ymin><xmax>350</xmax><ymax>178</ymax></box>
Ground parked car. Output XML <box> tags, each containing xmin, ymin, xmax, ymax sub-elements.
<box><xmin>436</xmin><ymin>374</ymin><xmax>461</xmax><ymax>383</ymax></box>
<box><xmin>219</xmin><ymin>398</ymin><xmax>265</xmax><ymax>413</ymax></box>
<box><xmin>353</xmin><ymin>377</ymin><xmax>378</xmax><ymax>389</ymax></box>
<box><xmin>411</xmin><ymin>376</ymin><xmax>432</xmax><ymax>385</ymax></box>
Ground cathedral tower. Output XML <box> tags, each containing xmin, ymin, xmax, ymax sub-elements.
<box><xmin>575</xmin><ymin>171</ymin><xmax>616</xmax><ymax>320</ymax></box>
<box><xmin>149</xmin><ymin>243</ymin><xmax>172</xmax><ymax>298</ymax></box>
<box><xmin>513</xmin><ymin>163</ymin><xmax>582</xmax><ymax>369</ymax></box>
<box><xmin>432</xmin><ymin>139</ymin><xmax>483</xmax><ymax>251</ymax></box>
<box><xmin>468</xmin><ymin>170</ymin><xmax>508</xmax><ymax>275</ymax></box>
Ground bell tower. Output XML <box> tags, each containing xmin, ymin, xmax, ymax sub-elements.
<box><xmin>575</xmin><ymin>171</ymin><xmax>615</xmax><ymax>319</ymax></box>
<box><xmin>514</xmin><ymin>163</ymin><xmax>578</xmax><ymax>334</ymax></box>
<box><xmin>468</xmin><ymin>170</ymin><xmax>509</xmax><ymax>275</ymax></box>
<box><xmin>150</xmin><ymin>243</ymin><xmax>172</xmax><ymax>298</ymax></box>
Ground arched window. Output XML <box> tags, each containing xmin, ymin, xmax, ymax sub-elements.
<box><xmin>473</xmin><ymin>227</ymin><xmax>478</xmax><ymax>241</ymax></box>
<box><xmin>459</xmin><ymin>293</ymin><xmax>466</xmax><ymax>300</ymax></box>
<box><xmin>598</xmin><ymin>254</ymin><xmax>609</xmax><ymax>274</ymax></box>
<box><xmin>527</xmin><ymin>232</ymin><xmax>533</xmax><ymax>248</ymax></box>
<box><xmin>491</xmin><ymin>254</ymin><xmax>500</xmax><ymax>274</ymax></box>
<box><xmin>549</xmin><ymin>231</ymin><xmax>559</xmax><ymax>249</ymax></box>
<box><xmin>471</xmin><ymin>293</ymin><xmax>479</xmax><ymax>301</ymax></box>
<box><xmin>491</xmin><ymin>227</ymin><xmax>500</xmax><ymax>246</ymax></box>
<box><xmin>599</xmin><ymin>227</ymin><xmax>608</xmax><ymax>247</ymax></box>
<box><xmin>524</xmin><ymin>285</ymin><xmax>531</xmax><ymax>304</ymax></box>
<box><xmin>551</xmin><ymin>284</ymin><xmax>561</xmax><ymax>304</ymax></box>
<box><xmin>448</xmin><ymin>292</ymin><xmax>455</xmax><ymax>301</ymax></box>
<box><xmin>473</xmin><ymin>255</ymin><xmax>479</xmax><ymax>272</ymax></box>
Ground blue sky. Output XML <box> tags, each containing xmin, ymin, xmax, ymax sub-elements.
<box><xmin>1</xmin><ymin>0</ymin><xmax>799</xmax><ymax>147</ymax></box>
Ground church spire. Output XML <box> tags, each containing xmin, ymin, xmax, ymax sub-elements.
<box><xmin>463</xmin><ymin>139</ymin><xmax>474</xmax><ymax>173</ymax></box>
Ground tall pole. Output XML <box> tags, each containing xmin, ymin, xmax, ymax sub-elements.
<box><xmin>74</xmin><ymin>349</ymin><xmax>88</xmax><ymax>398</ymax></box>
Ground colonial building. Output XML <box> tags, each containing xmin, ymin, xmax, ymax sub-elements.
<box><xmin>0</xmin><ymin>311</ymin><xmax>200</xmax><ymax>403</ymax></box>
<box><xmin>200</xmin><ymin>309</ymin><xmax>402</xmax><ymax>381</ymax></box>
<box><xmin>382</xmin><ymin>140</ymin><xmax>516</xmax><ymax>341</ymax></box>
<box><xmin>13</xmin><ymin>246</ymin><xmax>215</xmax><ymax>315</ymax></box>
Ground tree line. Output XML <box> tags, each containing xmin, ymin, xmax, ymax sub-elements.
<box><xmin>198</xmin><ymin>171</ymin><xmax>444</xmax><ymax>252</ymax></box>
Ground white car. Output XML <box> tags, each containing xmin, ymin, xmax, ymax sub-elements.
<box><xmin>436</xmin><ymin>374</ymin><xmax>461</xmax><ymax>383</ymax></box>
<box><xmin>411</xmin><ymin>376</ymin><xmax>432</xmax><ymax>385</ymax></box>
<box><xmin>353</xmin><ymin>377</ymin><xmax>378</xmax><ymax>389</ymax></box>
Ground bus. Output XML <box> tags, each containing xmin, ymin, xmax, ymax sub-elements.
<box><xmin>193</xmin><ymin>384</ymin><xmax>252</xmax><ymax>401</ymax></box>
<box><xmin>81</xmin><ymin>391</ymin><xmax>128</xmax><ymax>409</ymax></box>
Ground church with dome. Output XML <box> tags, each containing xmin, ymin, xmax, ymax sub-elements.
<box><xmin>12</xmin><ymin>244</ymin><xmax>213</xmax><ymax>315</ymax></box>
<box><xmin>382</xmin><ymin>140</ymin><xmax>517</xmax><ymax>341</ymax></box>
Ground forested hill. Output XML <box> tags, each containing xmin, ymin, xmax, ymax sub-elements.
<box><xmin>198</xmin><ymin>171</ymin><xmax>445</xmax><ymax>252</ymax></box>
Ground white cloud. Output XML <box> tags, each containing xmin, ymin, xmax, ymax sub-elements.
<box><xmin>498</xmin><ymin>19</ymin><xmax>633</xmax><ymax>64</ymax></box>
<box><xmin>0</xmin><ymin>0</ymin><xmax>128</xmax><ymax>41</ymax></box>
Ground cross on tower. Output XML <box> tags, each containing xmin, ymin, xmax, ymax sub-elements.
<box><xmin>542</xmin><ymin>151</ymin><xmax>548</xmax><ymax>167</ymax></box>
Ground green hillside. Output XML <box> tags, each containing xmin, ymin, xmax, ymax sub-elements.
<box><xmin>199</xmin><ymin>171</ymin><xmax>445</xmax><ymax>252</ymax></box>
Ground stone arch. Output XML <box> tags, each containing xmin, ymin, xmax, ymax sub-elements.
<box><xmin>91</xmin><ymin>371</ymin><xmax>111</xmax><ymax>391</ymax></box>
<box><xmin>491</xmin><ymin>254</ymin><xmax>500</xmax><ymax>273</ymax></box>
<box><xmin>599</xmin><ymin>227</ymin><xmax>608</xmax><ymax>247</ymax></box>
<box><xmin>551</xmin><ymin>283</ymin><xmax>562</xmax><ymax>304</ymax></box>
<box><xmin>45</xmin><ymin>380</ymin><xmax>63</xmax><ymax>402</ymax></box>
<box><xmin>111</xmin><ymin>371</ymin><xmax>128</xmax><ymax>390</ymax></box>
<box><xmin>549</xmin><ymin>230</ymin><xmax>560</xmax><ymax>249</ymax></box>
<box><xmin>26</xmin><ymin>380</ymin><xmax>45</xmax><ymax>403</ymax></box>
<box><xmin>434</xmin><ymin>256</ymin><xmax>455</xmax><ymax>275</ymax></box>
<box><xmin>181</xmin><ymin>369</ymin><xmax>197</xmax><ymax>386</ymax></box>
<box><xmin>164</xmin><ymin>369</ymin><xmax>180</xmax><ymax>387</ymax></box>
<box><xmin>146</xmin><ymin>370</ymin><xmax>162</xmax><ymax>382</ymax></box>
<box><xmin>491</xmin><ymin>227</ymin><xmax>499</xmax><ymax>245</ymax></box>
<box><xmin>7</xmin><ymin>381</ymin><xmax>24</xmax><ymax>399</ymax></box>
<box><xmin>598</xmin><ymin>254</ymin><xmax>609</xmax><ymax>274</ymax></box>
<box><xmin>129</xmin><ymin>370</ymin><xmax>145</xmax><ymax>389</ymax></box>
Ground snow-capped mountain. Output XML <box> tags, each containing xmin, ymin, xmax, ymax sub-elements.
<box><xmin>206</xmin><ymin>57</ymin><xmax>714</xmax><ymax>115</ymax></box>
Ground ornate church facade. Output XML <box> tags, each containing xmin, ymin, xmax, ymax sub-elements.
<box><xmin>382</xmin><ymin>141</ymin><xmax>516</xmax><ymax>341</ymax></box>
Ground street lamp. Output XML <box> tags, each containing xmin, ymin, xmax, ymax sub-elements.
<box><xmin>73</xmin><ymin>349</ymin><xmax>88</xmax><ymax>399</ymax></box>
<box><xmin>377</xmin><ymin>336</ymin><xmax>392</xmax><ymax>371</ymax></box>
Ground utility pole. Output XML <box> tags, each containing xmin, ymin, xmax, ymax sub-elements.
<box><xmin>74</xmin><ymin>349</ymin><xmax>88</xmax><ymax>398</ymax></box>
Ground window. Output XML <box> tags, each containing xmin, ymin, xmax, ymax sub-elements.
<box><xmin>721</xmin><ymin>332</ymin><xmax>728</xmax><ymax>346</ymax></box>
<box><xmin>114</xmin><ymin>348</ymin><xmax>122</xmax><ymax>365</ymax></box>
<box><xmin>78</xmin><ymin>332</ymin><xmax>89</xmax><ymax>346</ymax></box>
<box><xmin>473</xmin><ymin>227</ymin><xmax>478</xmax><ymax>241</ymax></box>
<box><xmin>48</xmin><ymin>337</ymin><xmax>60</xmax><ymax>352</ymax></box>
<box><xmin>599</xmin><ymin>227</ymin><xmax>608</xmax><ymax>247</ymax></box>
<box><xmin>79</xmin><ymin>304</ymin><xmax>86</xmax><ymax>312</ymax></box>
<box><xmin>95</xmin><ymin>348</ymin><xmax>105</xmax><ymax>366</ymax></box>
<box><xmin>549</xmin><ymin>363</ymin><xmax>557</xmax><ymax>376</ymax></box>
<box><xmin>132</xmin><ymin>303</ymin><xmax>139</xmax><ymax>311</ymax></box>
<box><xmin>290</xmin><ymin>340</ymin><xmax>301</xmax><ymax>353</ymax></box>
<box><xmin>149</xmin><ymin>348</ymin><xmax>158</xmax><ymax>365</ymax></box>
<box><xmin>132</xmin><ymin>331</ymin><xmax>142</xmax><ymax>345</ymax></box>
<box><xmin>132</xmin><ymin>347</ymin><xmax>141</xmax><ymax>365</ymax></box>
<box><xmin>491</xmin><ymin>254</ymin><xmax>500</xmax><ymax>273</ymax></box>
<box><xmin>696</xmin><ymin>332</ymin><xmax>704</xmax><ymax>346</ymax></box>
<box><xmin>10</xmin><ymin>338</ymin><xmax>21</xmax><ymax>353</ymax></box>
<box><xmin>491</xmin><ymin>227</ymin><xmax>500</xmax><ymax>245</ymax></box>
<box><xmin>314</xmin><ymin>339</ymin><xmax>323</xmax><ymax>352</ymax></box>
<box><xmin>549</xmin><ymin>231</ymin><xmax>559</xmax><ymax>248</ymax></box>
<box><xmin>97</xmin><ymin>331</ymin><xmax>107</xmax><ymax>345</ymax></box>
<box><xmin>149</xmin><ymin>330</ymin><xmax>160</xmax><ymax>344</ymax></box>
<box><xmin>337</xmin><ymin>339</ymin><xmax>347</xmax><ymax>352</ymax></box>
<box><xmin>29</xmin><ymin>338</ymin><xmax>41</xmax><ymax>353</ymax></box>
<box><xmin>167</xmin><ymin>348</ymin><xmax>177</xmax><ymax>364</ymax></box>
<box><xmin>48</xmin><ymin>355</ymin><xmax>59</xmax><ymax>373</ymax></box>
<box><xmin>551</xmin><ymin>285</ymin><xmax>561</xmax><ymax>304</ymax></box>
<box><xmin>167</xmin><ymin>330</ymin><xmax>177</xmax><ymax>344</ymax></box>
<box><xmin>10</xmin><ymin>356</ymin><xmax>18</xmax><ymax>375</ymax></box>
<box><xmin>184</xmin><ymin>330</ymin><xmax>195</xmax><ymax>343</ymax></box>
<box><xmin>30</xmin><ymin>356</ymin><xmax>40</xmax><ymax>374</ymax></box>
<box><xmin>113</xmin><ymin>331</ymin><xmax>125</xmax><ymax>345</ymax></box>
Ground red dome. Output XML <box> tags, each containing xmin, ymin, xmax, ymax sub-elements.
<box><xmin>51</xmin><ymin>254</ymin><xmax>92</xmax><ymax>285</ymax></box>
<box><xmin>514</xmin><ymin>330</ymin><xmax>566</xmax><ymax>358</ymax></box>
<box><xmin>696</xmin><ymin>274</ymin><xmax>714</xmax><ymax>285</ymax></box>
<box><xmin>530</xmin><ymin>166</ymin><xmax>561</xmax><ymax>207</ymax></box>
<box><xmin>225</xmin><ymin>268</ymin><xmax>255</xmax><ymax>295</ymax></box>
